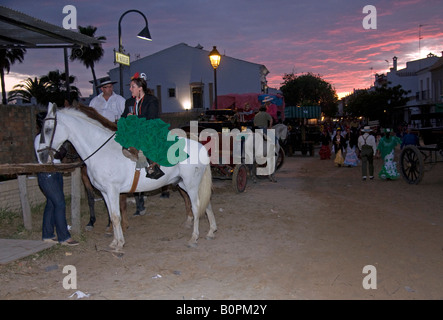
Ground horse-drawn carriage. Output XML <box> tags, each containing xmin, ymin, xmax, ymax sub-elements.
<box><xmin>282</xmin><ymin>105</ymin><xmax>322</xmax><ymax>156</ymax></box>
<box><xmin>181</xmin><ymin>109</ymin><xmax>285</xmax><ymax>193</ymax></box>
<box><xmin>400</xmin><ymin>126</ymin><xmax>443</xmax><ymax>184</ymax></box>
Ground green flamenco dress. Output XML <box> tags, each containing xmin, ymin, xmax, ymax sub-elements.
<box><xmin>114</xmin><ymin>116</ymin><xmax>188</xmax><ymax>167</ymax></box>
<box><xmin>376</xmin><ymin>135</ymin><xmax>401</xmax><ymax>180</ymax></box>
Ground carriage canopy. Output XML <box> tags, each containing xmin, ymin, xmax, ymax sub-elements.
<box><xmin>212</xmin><ymin>93</ymin><xmax>286</xmax><ymax>121</ymax></box>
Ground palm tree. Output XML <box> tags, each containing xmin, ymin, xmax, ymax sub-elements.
<box><xmin>7</xmin><ymin>77</ymin><xmax>48</xmax><ymax>105</ymax></box>
<box><xmin>40</xmin><ymin>70</ymin><xmax>80</xmax><ymax>107</ymax></box>
<box><xmin>0</xmin><ymin>48</ymin><xmax>27</xmax><ymax>105</ymax></box>
<box><xmin>70</xmin><ymin>25</ymin><xmax>106</xmax><ymax>96</ymax></box>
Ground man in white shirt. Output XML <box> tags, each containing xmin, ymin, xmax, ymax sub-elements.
<box><xmin>89</xmin><ymin>78</ymin><xmax>125</xmax><ymax>122</ymax></box>
<box><xmin>358</xmin><ymin>126</ymin><xmax>378</xmax><ymax>181</ymax></box>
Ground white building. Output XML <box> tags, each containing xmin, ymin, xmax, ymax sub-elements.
<box><xmin>387</xmin><ymin>54</ymin><xmax>440</xmax><ymax>106</ymax></box>
<box><xmin>386</xmin><ymin>53</ymin><xmax>441</xmax><ymax>126</ymax></box>
<box><xmin>106</xmin><ymin>43</ymin><xmax>270</xmax><ymax>113</ymax></box>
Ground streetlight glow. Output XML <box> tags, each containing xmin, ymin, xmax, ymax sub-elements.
<box><xmin>209</xmin><ymin>46</ymin><xmax>221</xmax><ymax>69</ymax></box>
<box><xmin>209</xmin><ymin>46</ymin><xmax>221</xmax><ymax>109</ymax></box>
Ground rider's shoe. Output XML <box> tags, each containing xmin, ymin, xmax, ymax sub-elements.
<box><xmin>145</xmin><ymin>162</ymin><xmax>165</xmax><ymax>179</ymax></box>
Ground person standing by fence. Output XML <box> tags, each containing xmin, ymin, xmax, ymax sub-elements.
<box><xmin>34</xmin><ymin>111</ymin><xmax>78</xmax><ymax>246</ymax></box>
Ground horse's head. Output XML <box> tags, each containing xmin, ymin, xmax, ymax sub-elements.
<box><xmin>37</xmin><ymin>102</ymin><xmax>68</xmax><ymax>163</ymax></box>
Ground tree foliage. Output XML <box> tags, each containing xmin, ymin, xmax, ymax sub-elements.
<box><xmin>279</xmin><ymin>72</ymin><xmax>338</xmax><ymax>117</ymax></box>
<box><xmin>8</xmin><ymin>70</ymin><xmax>79</xmax><ymax>107</ymax></box>
<box><xmin>345</xmin><ymin>83</ymin><xmax>410</xmax><ymax>126</ymax></box>
<box><xmin>0</xmin><ymin>48</ymin><xmax>26</xmax><ymax>104</ymax></box>
<box><xmin>70</xmin><ymin>25</ymin><xmax>106</xmax><ymax>96</ymax></box>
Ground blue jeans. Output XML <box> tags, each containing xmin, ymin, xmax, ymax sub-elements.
<box><xmin>37</xmin><ymin>172</ymin><xmax>71</xmax><ymax>242</ymax></box>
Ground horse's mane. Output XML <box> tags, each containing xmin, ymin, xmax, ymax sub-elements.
<box><xmin>64</xmin><ymin>102</ymin><xmax>118</xmax><ymax>132</ymax></box>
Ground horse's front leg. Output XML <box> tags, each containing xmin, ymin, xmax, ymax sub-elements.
<box><xmin>102</xmin><ymin>192</ymin><xmax>125</xmax><ymax>251</ymax></box>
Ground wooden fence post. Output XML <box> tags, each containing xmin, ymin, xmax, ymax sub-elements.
<box><xmin>70</xmin><ymin>167</ymin><xmax>81</xmax><ymax>234</ymax></box>
<box><xmin>17</xmin><ymin>175</ymin><xmax>32</xmax><ymax>230</ymax></box>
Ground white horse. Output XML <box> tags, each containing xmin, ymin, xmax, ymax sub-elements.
<box><xmin>243</xmin><ymin>129</ymin><xmax>278</xmax><ymax>182</ymax></box>
<box><xmin>272</xmin><ymin>123</ymin><xmax>289</xmax><ymax>145</ymax></box>
<box><xmin>37</xmin><ymin>102</ymin><xmax>217</xmax><ymax>252</ymax></box>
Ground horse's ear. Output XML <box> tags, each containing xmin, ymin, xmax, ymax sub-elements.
<box><xmin>47</xmin><ymin>102</ymin><xmax>57</xmax><ymax>116</ymax></box>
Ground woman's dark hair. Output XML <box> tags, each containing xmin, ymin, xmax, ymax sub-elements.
<box><xmin>131</xmin><ymin>78</ymin><xmax>150</xmax><ymax>95</ymax></box>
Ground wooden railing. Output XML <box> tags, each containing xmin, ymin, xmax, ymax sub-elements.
<box><xmin>0</xmin><ymin>163</ymin><xmax>83</xmax><ymax>234</ymax></box>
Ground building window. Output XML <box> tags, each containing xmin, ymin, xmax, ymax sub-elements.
<box><xmin>168</xmin><ymin>88</ymin><xmax>176</xmax><ymax>98</ymax></box>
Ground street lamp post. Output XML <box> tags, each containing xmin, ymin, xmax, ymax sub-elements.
<box><xmin>208</xmin><ymin>46</ymin><xmax>221</xmax><ymax>109</ymax></box>
<box><xmin>118</xmin><ymin>10</ymin><xmax>152</xmax><ymax>96</ymax></box>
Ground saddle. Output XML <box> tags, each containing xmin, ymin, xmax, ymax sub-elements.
<box><xmin>122</xmin><ymin>147</ymin><xmax>164</xmax><ymax>179</ymax></box>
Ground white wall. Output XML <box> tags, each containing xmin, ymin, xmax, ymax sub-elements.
<box><xmin>108</xmin><ymin>43</ymin><xmax>267</xmax><ymax>113</ymax></box>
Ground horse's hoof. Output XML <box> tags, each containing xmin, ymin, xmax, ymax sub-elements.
<box><xmin>85</xmin><ymin>225</ymin><xmax>94</xmax><ymax>231</ymax></box>
<box><xmin>187</xmin><ymin>242</ymin><xmax>198</xmax><ymax>248</ymax></box>
<box><xmin>206</xmin><ymin>235</ymin><xmax>216</xmax><ymax>240</ymax></box>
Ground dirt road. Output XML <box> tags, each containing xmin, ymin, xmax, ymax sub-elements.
<box><xmin>1</xmin><ymin>150</ymin><xmax>443</xmax><ymax>300</ymax></box>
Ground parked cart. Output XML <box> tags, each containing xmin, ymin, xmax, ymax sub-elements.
<box><xmin>400</xmin><ymin>126</ymin><xmax>443</xmax><ymax>184</ymax></box>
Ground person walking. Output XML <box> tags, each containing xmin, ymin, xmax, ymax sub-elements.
<box><xmin>376</xmin><ymin>128</ymin><xmax>402</xmax><ymax>180</ymax></box>
<box><xmin>319</xmin><ymin>129</ymin><xmax>331</xmax><ymax>160</ymax></box>
<box><xmin>332</xmin><ymin>128</ymin><xmax>346</xmax><ymax>167</ymax></box>
<box><xmin>358</xmin><ymin>126</ymin><xmax>377</xmax><ymax>181</ymax></box>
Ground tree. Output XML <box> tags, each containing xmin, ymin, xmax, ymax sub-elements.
<box><xmin>40</xmin><ymin>70</ymin><xmax>80</xmax><ymax>107</ymax></box>
<box><xmin>345</xmin><ymin>83</ymin><xmax>410</xmax><ymax>127</ymax></box>
<box><xmin>7</xmin><ymin>77</ymin><xmax>48</xmax><ymax>105</ymax></box>
<box><xmin>0</xmin><ymin>48</ymin><xmax>26</xmax><ymax>105</ymax></box>
<box><xmin>279</xmin><ymin>72</ymin><xmax>338</xmax><ymax>117</ymax></box>
<box><xmin>70</xmin><ymin>25</ymin><xmax>106</xmax><ymax>96</ymax></box>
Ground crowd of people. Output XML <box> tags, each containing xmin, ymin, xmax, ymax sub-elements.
<box><xmin>318</xmin><ymin>118</ymin><xmax>420</xmax><ymax>181</ymax></box>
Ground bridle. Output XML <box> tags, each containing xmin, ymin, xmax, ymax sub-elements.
<box><xmin>37</xmin><ymin>113</ymin><xmax>116</xmax><ymax>165</ymax></box>
<box><xmin>37</xmin><ymin>116</ymin><xmax>58</xmax><ymax>163</ymax></box>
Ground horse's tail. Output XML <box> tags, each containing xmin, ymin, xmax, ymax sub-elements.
<box><xmin>197</xmin><ymin>164</ymin><xmax>212</xmax><ymax>218</ymax></box>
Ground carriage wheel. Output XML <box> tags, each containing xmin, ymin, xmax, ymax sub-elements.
<box><xmin>232</xmin><ymin>164</ymin><xmax>248</xmax><ymax>193</ymax></box>
<box><xmin>276</xmin><ymin>146</ymin><xmax>285</xmax><ymax>171</ymax></box>
<box><xmin>400</xmin><ymin>145</ymin><xmax>424</xmax><ymax>185</ymax></box>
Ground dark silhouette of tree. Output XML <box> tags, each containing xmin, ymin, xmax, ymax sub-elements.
<box><xmin>8</xmin><ymin>77</ymin><xmax>48</xmax><ymax>105</ymax></box>
<box><xmin>40</xmin><ymin>70</ymin><xmax>80</xmax><ymax>107</ymax></box>
<box><xmin>345</xmin><ymin>83</ymin><xmax>410</xmax><ymax>127</ymax></box>
<box><xmin>0</xmin><ymin>48</ymin><xmax>26</xmax><ymax>105</ymax></box>
<box><xmin>280</xmin><ymin>72</ymin><xmax>338</xmax><ymax>117</ymax></box>
<box><xmin>70</xmin><ymin>25</ymin><xmax>106</xmax><ymax>96</ymax></box>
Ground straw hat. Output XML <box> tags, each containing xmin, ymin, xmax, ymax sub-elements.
<box><xmin>96</xmin><ymin>78</ymin><xmax>117</xmax><ymax>88</ymax></box>
<box><xmin>262</xmin><ymin>96</ymin><xmax>273</xmax><ymax>103</ymax></box>
<box><xmin>361</xmin><ymin>126</ymin><xmax>372</xmax><ymax>132</ymax></box>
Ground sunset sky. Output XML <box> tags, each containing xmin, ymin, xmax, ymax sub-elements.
<box><xmin>2</xmin><ymin>0</ymin><xmax>443</xmax><ymax>99</ymax></box>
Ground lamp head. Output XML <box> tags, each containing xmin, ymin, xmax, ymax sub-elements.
<box><xmin>209</xmin><ymin>46</ymin><xmax>221</xmax><ymax>69</ymax></box>
<box><xmin>137</xmin><ymin>26</ymin><xmax>152</xmax><ymax>41</ymax></box>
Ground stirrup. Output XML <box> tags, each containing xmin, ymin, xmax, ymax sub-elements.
<box><xmin>145</xmin><ymin>163</ymin><xmax>165</xmax><ymax>179</ymax></box>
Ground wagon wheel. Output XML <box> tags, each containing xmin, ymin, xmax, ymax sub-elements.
<box><xmin>400</xmin><ymin>145</ymin><xmax>424</xmax><ymax>185</ymax></box>
<box><xmin>276</xmin><ymin>146</ymin><xmax>285</xmax><ymax>171</ymax></box>
<box><xmin>232</xmin><ymin>164</ymin><xmax>248</xmax><ymax>193</ymax></box>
